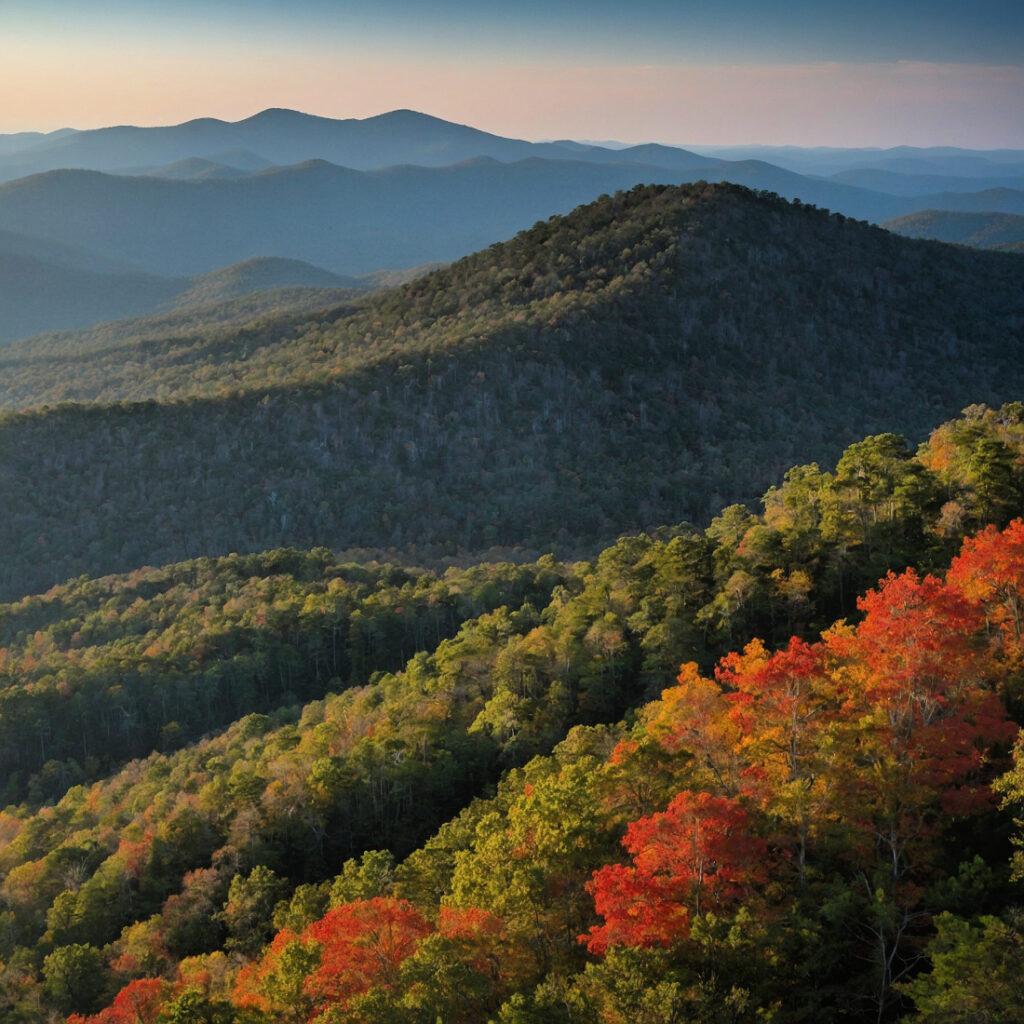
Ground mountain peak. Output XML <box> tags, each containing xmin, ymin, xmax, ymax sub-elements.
<box><xmin>239</xmin><ymin>107</ymin><xmax>330</xmax><ymax>126</ymax></box>
<box><xmin>372</xmin><ymin>108</ymin><xmax>448</xmax><ymax>123</ymax></box>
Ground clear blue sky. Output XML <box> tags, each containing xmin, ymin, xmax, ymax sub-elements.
<box><xmin>3</xmin><ymin>1</ymin><xmax>1023</xmax><ymax>146</ymax></box>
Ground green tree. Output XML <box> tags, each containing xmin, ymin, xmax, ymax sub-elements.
<box><xmin>42</xmin><ymin>943</ymin><xmax>108</xmax><ymax>1014</ymax></box>
<box><xmin>900</xmin><ymin>912</ymin><xmax>1024</xmax><ymax>1023</ymax></box>
<box><xmin>220</xmin><ymin>866</ymin><xmax>289</xmax><ymax>956</ymax></box>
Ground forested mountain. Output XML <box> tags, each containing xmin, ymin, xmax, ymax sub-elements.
<box><xmin>884</xmin><ymin>209</ymin><xmax>1024</xmax><ymax>250</ymax></box>
<box><xmin>2</xmin><ymin>403</ymin><xmax>1024</xmax><ymax>1023</ymax></box>
<box><xmin>0</xmin><ymin>183</ymin><xmax>1022</xmax><ymax>601</ymax></box>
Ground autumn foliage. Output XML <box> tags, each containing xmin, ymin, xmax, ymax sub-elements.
<box><xmin>60</xmin><ymin>519</ymin><xmax>1024</xmax><ymax>1024</ymax></box>
<box><xmin>583</xmin><ymin>791</ymin><xmax>766</xmax><ymax>953</ymax></box>
<box><xmin>233</xmin><ymin>897</ymin><xmax>431</xmax><ymax>1017</ymax></box>
<box><xmin>584</xmin><ymin>523</ymin><xmax>1024</xmax><ymax>957</ymax></box>
<box><xmin>67</xmin><ymin>979</ymin><xmax>168</xmax><ymax>1024</ymax></box>
<box><xmin>948</xmin><ymin>518</ymin><xmax>1024</xmax><ymax>671</ymax></box>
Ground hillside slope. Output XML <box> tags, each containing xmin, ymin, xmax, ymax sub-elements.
<box><xmin>0</xmin><ymin>287</ymin><xmax>363</xmax><ymax>403</ymax></box>
<box><xmin>0</xmin><ymin>183</ymin><xmax>1021</xmax><ymax>600</ymax></box>
<box><xmin>2</xmin><ymin>405</ymin><xmax>1024</xmax><ymax>1023</ymax></box>
<box><xmin>884</xmin><ymin>208</ymin><xmax>1024</xmax><ymax>249</ymax></box>
<box><xmin>0</xmin><ymin>243</ymin><xmax>359</xmax><ymax>347</ymax></box>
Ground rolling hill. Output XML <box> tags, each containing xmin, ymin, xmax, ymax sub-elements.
<box><xmin>0</xmin><ymin>230</ymin><xmax>185</xmax><ymax>343</ymax></box>
<box><xmin>883</xmin><ymin>209</ymin><xmax>1024</xmax><ymax>249</ymax></box>
<box><xmin>0</xmin><ymin>242</ymin><xmax>360</xmax><ymax>345</ymax></box>
<box><xmin>171</xmin><ymin>256</ymin><xmax>355</xmax><ymax>307</ymax></box>
<box><xmin>0</xmin><ymin>182</ymin><xmax>1022</xmax><ymax>601</ymax></box>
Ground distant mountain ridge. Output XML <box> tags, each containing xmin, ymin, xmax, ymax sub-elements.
<box><xmin>0</xmin><ymin>107</ymin><xmax>719</xmax><ymax>182</ymax></box>
<box><xmin>829</xmin><ymin>167</ymin><xmax>1024</xmax><ymax>196</ymax></box>
<box><xmin>1</xmin><ymin>154</ymin><xmax>1022</xmax><ymax>283</ymax></box>
<box><xmin>0</xmin><ymin>238</ymin><xmax>359</xmax><ymax>344</ymax></box>
<box><xmin>692</xmin><ymin>144</ymin><xmax>1024</xmax><ymax>178</ymax></box>
<box><xmin>0</xmin><ymin>157</ymin><xmax>704</xmax><ymax>276</ymax></box>
<box><xmin>2</xmin><ymin>108</ymin><xmax>1023</xmax><ymax>360</ymax></box>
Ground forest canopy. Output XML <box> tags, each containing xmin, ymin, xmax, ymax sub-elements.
<box><xmin>1</xmin><ymin>403</ymin><xmax>1024</xmax><ymax>1022</ymax></box>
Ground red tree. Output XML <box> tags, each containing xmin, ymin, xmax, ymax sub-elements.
<box><xmin>582</xmin><ymin>790</ymin><xmax>766</xmax><ymax>954</ymax></box>
<box><xmin>234</xmin><ymin>896</ymin><xmax>431</xmax><ymax>1018</ymax></box>
<box><xmin>828</xmin><ymin>568</ymin><xmax>1014</xmax><ymax>870</ymax></box>
<box><xmin>304</xmin><ymin>897</ymin><xmax>431</xmax><ymax>1006</ymax></box>
<box><xmin>67</xmin><ymin>978</ymin><xmax>168</xmax><ymax>1024</ymax></box>
<box><xmin>948</xmin><ymin>517</ymin><xmax>1024</xmax><ymax>672</ymax></box>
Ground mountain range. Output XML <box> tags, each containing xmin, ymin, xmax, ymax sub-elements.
<box><xmin>0</xmin><ymin>108</ymin><xmax>718</xmax><ymax>181</ymax></box>
<box><xmin>0</xmin><ymin>153</ymin><xmax>1022</xmax><ymax>285</ymax></box>
<box><xmin>3</xmin><ymin>102</ymin><xmax>1024</xmax><ymax>1024</ymax></box>
<box><xmin>1</xmin><ymin>109</ymin><xmax>1023</xmax><ymax>345</ymax></box>
<box><xmin>5</xmin><ymin>110</ymin><xmax>1024</xmax><ymax>184</ymax></box>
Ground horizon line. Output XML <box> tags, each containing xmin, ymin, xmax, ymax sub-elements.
<box><xmin>4</xmin><ymin>106</ymin><xmax>1024</xmax><ymax>153</ymax></box>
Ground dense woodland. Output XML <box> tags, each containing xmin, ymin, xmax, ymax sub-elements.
<box><xmin>0</xmin><ymin>554</ymin><xmax>565</xmax><ymax>806</ymax></box>
<box><xmin>1</xmin><ymin>401</ymin><xmax>1024</xmax><ymax>1021</ymax></box>
<box><xmin>1</xmin><ymin>184</ymin><xmax>1023</xmax><ymax>600</ymax></box>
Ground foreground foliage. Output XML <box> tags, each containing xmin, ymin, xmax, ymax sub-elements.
<box><xmin>24</xmin><ymin>516</ymin><xmax>1024</xmax><ymax>1024</ymax></box>
<box><xmin>1</xmin><ymin>408</ymin><xmax>1024</xmax><ymax>1021</ymax></box>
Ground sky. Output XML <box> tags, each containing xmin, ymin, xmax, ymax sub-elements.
<box><xmin>2</xmin><ymin>0</ymin><xmax>1023</xmax><ymax>147</ymax></box>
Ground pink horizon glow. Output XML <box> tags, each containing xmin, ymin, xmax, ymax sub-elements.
<box><xmin>2</xmin><ymin>54</ymin><xmax>1022</xmax><ymax>148</ymax></box>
